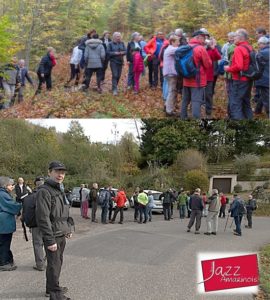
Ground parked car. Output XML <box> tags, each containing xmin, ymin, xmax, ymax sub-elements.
<box><xmin>130</xmin><ymin>190</ymin><xmax>163</xmax><ymax>213</ymax></box>
<box><xmin>99</xmin><ymin>188</ymin><xmax>129</xmax><ymax>210</ymax></box>
<box><xmin>70</xmin><ymin>187</ymin><xmax>81</xmax><ymax>207</ymax></box>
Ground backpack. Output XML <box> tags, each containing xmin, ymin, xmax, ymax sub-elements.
<box><xmin>22</xmin><ymin>192</ymin><xmax>38</xmax><ymax>228</ymax></box>
<box><xmin>98</xmin><ymin>190</ymin><xmax>108</xmax><ymax>206</ymax></box>
<box><xmin>240</xmin><ymin>45</ymin><xmax>265</xmax><ymax>80</ymax></box>
<box><xmin>175</xmin><ymin>45</ymin><xmax>199</xmax><ymax>78</ymax></box>
<box><xmin>238</xmin><ymin>199</ymin><xmax>247</xmax><ymax>215</ymax></box>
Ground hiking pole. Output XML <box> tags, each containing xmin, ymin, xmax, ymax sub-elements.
<box><xmin>21</xmin><ymin>220</ymin><xmax>29</xmax><ymax>241</ymax></box>
<box><xmin>224</xmin><ymin>214</ymin><xmax>230</xmax><ymax>232</ymax></box>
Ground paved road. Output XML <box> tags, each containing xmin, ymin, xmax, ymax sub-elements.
<box><xmin>0</xmin><ymin>207</ymin><xmax>269</xmax><ymax>300</ymax></box>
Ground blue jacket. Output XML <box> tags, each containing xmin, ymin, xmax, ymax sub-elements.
<box><xmin>37</xmin><ymin>53</ymin><xmax>54</xmax><ymax>75</ymax></box>
<box><xmin>19</xmin><ymin>67</ymin><xmax>33</xmax><ymax>86</ymax></box>
<box><xmin>0</xmin><ymin>188</ymin><xmax>22</xmax><ymax>234</ymax></box>
<box><xmin>229</xmin><ymin>198</ymin><xmax>245</xmax><ymax>217</ymax></box>
<box><xmin>256</xmin><ymin>46</ymin><xmax>269</xmax><ymax>87</ymax></box>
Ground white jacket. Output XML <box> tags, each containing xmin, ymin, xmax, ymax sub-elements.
<box><xmin>70</xmin><ymin>46</ymin><xmax>83</xmax><ymax>65</ymax></box>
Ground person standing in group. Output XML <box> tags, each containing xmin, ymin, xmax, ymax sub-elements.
<box><xmin>0</xmin><ymin>177</ymin><xmax>22</xmax><ymax>271</ymax></box>
<box><xmin>219</xmin><ymin>192</ymin><xmax>227</xmax><ymax>218</ymax></box>
<box><xmin>90</xmin><ymin>183</ymin><xmax>99</xmax><ymax>223</ymax></box>
<box><xmin>177</xmin><ymin>190</ymin><xmax>188</xmax><ymax>219</ymax></box>
<box><xmin>36</xmin><ymin>47</ymin><xmax>57</xmax><ymax>94</ymax></box>
<box><xmin>132</xmin><ymin>187</ymin><xmax>140</xmax><ymax>222</ymax></box>
<box><xmin>107</xmin><ymin>32</ymin><xmax>126</xmax><ymax>96</ymax></box>
<box><xmin>79</xmin><ymin>184</ymin><xmax>85</xmax><ymax>217</ymax></box>
<box><xmin>187</xmin><ymin>188</ymin><xmax>204</xmax><ymax>234</ymax></box>
<box><xmin>65</xmin><ymin>44</ymin><xmax>82</xmax><ymax>87</ymax></box>
<box><xmin>180</xmin><ymin>30</ymin><xmax>212</xmax><ymax>119</ymax></box>
<box><xmin>228</xmin><ymin>194</ymin><xmax>246</xmax><ymax>236</ymax></box>
<box><xmin>83</xmin><ymin>34</ymin><xmax>105</xmax><ymax>94</ymax></box>
<box><xmin>126</xmin><ymin>32</ymin><xmax>141</xmax><ymax>90</ymax></box>
<box><xmin>22</xmin><ymin>177</ymin><xmax>46</xmax><ymax>271</ymax></box>
<box><xmin>161</xmin><ymin>189</ymin><xmax>175</xmax><ymax>221</ymax></box>
<box><xmin>147</xmin><ymin>191</ymin><xmax>154</xmax><ymax>222</ymax></box>
<box><xmin>15</xmin><ymin>177</ymin><xmax>32</xmax><ymax>204</ymax></box>
<box><xmin>137</xmin><ymin>189</ymin><xmax>149</xmax><ymax>224</ymax></box>
<box><xmin>163</xmin><ymin>35</ymin><xmax>180</xmax><ymax>116</ymax></box>
<box><xmin>110</xmin><ymin>187</ymin><xmax>127</xmax><ymax>224</ymax></box>
<box><xmin>144</xmin><ymin>32</ymin><xmax>166</xmax><ymax>88</ymax></box>
<box><xmin>204</xmin><ymin>189</ymin><xmax>220</xmax><ymax>236</ymax></box>
<box><xmin>132</xmin><ymin>48</ymin><xmax>144</xmax><ymax>94</ymax></box>
<box><xmin>108</xmin><ymin>185</ymin><xmax>116</xmax><ymax>221</ymax></box>
<box><xmin>100</xmin><ymin>31</ymin><xmax>112</xmax><ymax>83</ymax></box>
<box><xmin>17</xmin><ymin>59</ymin><xmax>34</xmax><ymax>103</ymax></box>
<box><xmin>224</xmin><ymin>29</ymin><xmax>254</xmax><ymax>120</ymax></box>
<box><xmin>100</xmin><ymin>187</ymin><xmax>111</xmax><ymax>224</ymax></box>
<box><xmin>245</xmin><ymin>194</ymin><xmax>257</xmax><ymax>229</ymax></box>
<box><xmin>81</xmin><ymin>185</ymin><xmax>90</xmax><ymax>219</ymax></box>
<box><xmin>36</xmin><ymin>161</ymin><xmax>72</xmax><ymax>300</ymax></box>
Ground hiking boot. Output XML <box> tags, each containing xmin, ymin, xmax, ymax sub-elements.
<box><xmin>118</xmin><ymin>222</ymin><xmax>123</xmax><ymax>224</ymax></box>
<box><xmin>245</xmin><ymin>225</ymin><xmax>252</xmax><ymax>229</ymax></box>
<box><xmin>204</xmin><ymin>232</ymin><xmax>211</xmax><ymax>235</ymax></box>
<box><xmin>113</xmin><ymin>90</ymin><xmax>118</xmax><ymax>96</ymax></box>
<box><xmin>187</xmin><ymin>228</ymin><xmax>190</xmax><ymax>232</ymax></box>
<box><xmin>33</xmin><ymin>265</ymin><xmax>45</xmax><ymax>271</ymax></box>
<box><xmin>194</xmin><ymin>231</ymin><xmax>200</xmax><ymax>234</ymax></box>
<box><xmin>0</xmin><ymin>263</ymin><xmax>17</xmax><ymax>271</ymax></box>
<box><xmin>211</xmin><ymin>232</ymin><xmax>217</xmax><ymax>235</ymax></box>
<box><xmin>234</xmin><ymin>232</ymin><xmax>242</xmax><ymax>236</ymax></box>
<box><xmin>109</xmin><ymin>220</ymin><xmax>115</xmax><ymax>224</ymax></box>
<box><xmin>45</xmin><ymin>287</ymin><xmax>68</xmax><ymax>297</ymax></box>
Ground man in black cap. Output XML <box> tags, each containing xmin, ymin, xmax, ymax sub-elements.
<box><xmin>36</xmin><ymin>161</ymin><xmax>72</xmax><ymax>300</ymax></box>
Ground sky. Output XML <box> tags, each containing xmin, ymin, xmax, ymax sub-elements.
<box><xmin>28</xmin><ymin>119</ymin><xmax>143</xmax><ymax>144</ymax></box>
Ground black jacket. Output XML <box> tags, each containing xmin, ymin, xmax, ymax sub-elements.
<box><xmin>36</xmin><ymin>179</ymin><xmax>70</xmax><ymax>247</ymax></box>
<box><xmin>37</xmin><ymin>53</ymin><xmax>54</xmax><ymax>75</ymax></box>
<box><xmin>126</xmin><ymin>41</ymin><xmax>141</xmax><ymax>63</ymax></box>
<box><xmin>107</xmin><ymin>42</ymin><xmax>126</xmax><ymax>65</ymax></box>
<box><xmin>189</xmin><ymin>194</ymin><xmax>204</xmax><ymax>211</ymax></box>
<box><xmin>15</xmin><ymin>184</ymin><xmax>29</xmax><ymax>202</ymax></box>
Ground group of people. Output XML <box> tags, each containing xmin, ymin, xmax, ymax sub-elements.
<box><xmin>0</xmin><ymin>27</ymin><xmax>268</xmax><ymax>119</ymax></box>
<box><xmin>0</xmin><ymin>162</ymin><xmax>259</xmax><ymax>300</ymax></box>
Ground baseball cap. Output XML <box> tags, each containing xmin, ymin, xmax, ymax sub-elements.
<box><xmin>192</xmin><ymin>30</ymin><xmax>208</xmax><ymax>37</ymax></box>
<box><xmin>48</xmin><ymin>161</ymin><xmax>67</xmax><ymax>171</ymax></box>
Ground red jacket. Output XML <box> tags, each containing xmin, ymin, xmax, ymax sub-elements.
<box><xmin>183</xmin><ymin>38</ymin><xmax>212</xmax><ymax>88</ymax></box>
<box><xmin>220</xmin><ymin>195</ymin><xmax>227</xmax><ymax>206</ymax></box>
<box><xmin>133</xmin><ymin>52</ymin><xmax>144</xmax><ymax>73</ymax></box>
<box><xmin>206</xmin><ymin>48</ymin><xmax>221</xmax><ymax>82</ymax></box>
<box><xmin>144</xmin><ymin>37</ymin><xmax>157</xmax><ymax>56</ymax></box>
<box><xmin>226</xmin><ymin>41</ymin><xmax>252</xmax><ymax>81</ymax></box>
<box><xmin>50</xmin><ymin>53</ymin><xmax>57</xmax><ymax>67</ymax></box>
<box><xmin>114</xmin><ymin>190</ymin><xmax>127</xmax><ymax>208</ymax></box>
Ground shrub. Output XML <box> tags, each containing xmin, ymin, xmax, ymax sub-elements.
<box><xmin>234</xmin><ymin>184</ymin><xmax>243</xmax><ymax>193</ymax></box>
<box><xmin>183</xmin><ymin>169</ymin><xmax>209</xmax><ymax>193</ymax></box>
<box><xmin>234</xmin><ymin>154</ymin><xmax>260</xmax><ymax>179</ymax></box>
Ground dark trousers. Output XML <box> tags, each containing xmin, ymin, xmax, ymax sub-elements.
<box><xmin>181</xmin><ymin>86</ymin><xmax>205</xmax><ymax>119</ymax></box>
<box><xmin>67</xmin><ymin>64</ymin><xmax>80</xmax><ymax>85</ymax></box>
<box><xmin>45</xmin><ymin>236</ymin><xmax>66</xmax><ymax>299</ymax></box>
<box><xmin>134</xmin><ymin>203</ymin><xmax>140</xmax><ymax>220</ymax></box>
<box><xmin>110</xmin><ymin>61</ymin><xmax>123</xmax><ymax>92</ymax></box>
<box><xmin>139</xmin><ymin>205</ymin><xmax>147</xmax><ymax>223</ymax></box>
<box><xmin>170</xmin><ymin>203</ymin><xmax>174</xmax><ymax>217</ymax></box>
<box><xmin>188</xmin><ymin>210</ymin><xmax>202</xmax><ymax>231</ymax></box>
<box><xmin>246</xmin><ymin>211</ymin><xmax>253</xmax><ymax>228</ymax></box>
<box><xmin>108</xmin><ymin>205</ymin><xmax>113</xmax><ymax>221</ymax></box>
<box><xmin>230</xmin><ymin>80</ymin><xmax>253</xmax><ymax>120</ymax></box>
<box><xmin>101</xmin><ymin>57</ymin><xmax>109</xmax><ymax>81</ymax></box>
<box><xmin>225</xmin><ymin>79</ymin><xmax>234</xmax><ymax>117</ymax></box>
<box><xmin>219</xmin><ymin>204</ymin><xmax>226</xmax><ymax>218</ymax></box>
<box><xmin>205</xmin><ymin>81</ymin><xmax>214</xmax><ymax>116</ymax></box>
<box><xmin>37</xmin><ymin>73</ymin><xmax>52</xmax><ymax>92</ymax></box>
<box><xmin>254</xmin><ymin>86</ymin><xmax>269</xmax><ymax>116</ymax></box>
<box><xmin>91</xmin><ymin>201</ymin><xmax>98</xmax><ymax>221</ymax></box>
<box><xmin>84</xmin><ymin>68</ymin><xmax>103</xmax><ymax>89</ymax></box>
<box><xmin>0</xmin><ymin>233</ymin><xmax>13</xmax><ymax>266</ymax></box>
<box><xmin>148</xmin><ymin>56</ymin><xmax>163</xmax><ymax>87</ymax></box>
<box><xmin>163</xmin><ymin>203</ymin><xmax>171</xmax><ymax>220</ymax></box>
<box><xmin>234</xmin><ymin>215</ymin><xmax>243</xmax><ymax>235</ymax></box>
<box><xmin>127</xmin><ymin>63</ymin><xmax>134</xmax><ymax>87</ymax></box>
<box><xmin>101</xmin><ymin>206</ymin><xmax>108</xmax><ymax>223</ymax></box>
<box><xmin>111</xmin><ymin>207</ymin><xmax>124</xmax><ymax>223</ymax></box>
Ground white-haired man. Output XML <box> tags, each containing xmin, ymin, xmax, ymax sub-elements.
<box><xmin>187</xmin><ymin>188</ymin><xmax>204</xmax><ymax>234</ymax></box>
<box><xmin>204</xmin><ymin>189</ymin><xmax>220</xmax><ymax>236</ymax></box>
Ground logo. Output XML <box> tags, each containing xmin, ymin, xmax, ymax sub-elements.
<box><xmin>197</xmin><ymin>253</ymin><xmax>259</xmax><ymax>294</ymax></box>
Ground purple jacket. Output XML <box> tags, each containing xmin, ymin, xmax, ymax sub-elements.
<box><xmin>163</xmin><ymin>45</ymin><xmax>178</xmax><ymax>77</ymax></box>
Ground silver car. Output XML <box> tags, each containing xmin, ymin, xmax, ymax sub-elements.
<box><xmin>130</xmin><ymin>190</ymin><xmax>163</xmax><ymax>212</ymax></box>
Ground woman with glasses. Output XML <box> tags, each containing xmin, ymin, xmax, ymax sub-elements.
<box><xmin>0</xmin><ymin>177</ymin><xmax>22</xmax><ymax>271</ymax></box>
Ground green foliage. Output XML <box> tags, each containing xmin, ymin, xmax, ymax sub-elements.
<box><xmin>183</xmin><ymin>169</ymin><xmax>209</xmax><ymax>192</ymax></box>
<box><xmin>233</xmin><ymin>183</ymin><xmax>243</xmax><ymax>193</ymax></box>
<box><xmin>0</xmin><ymin>16</ymin><xmax>16</xmax><ymax>65</ymax></box>
<box><xmin>234</xmin><ymin>154</ymin><xmax>260</xmax><ymax>180</ymax></box>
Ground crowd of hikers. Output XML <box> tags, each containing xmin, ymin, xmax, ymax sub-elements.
<box><xmin>0</xmin><ymin>27</ymin><xmax>269</xmax><ymax>119</ymax></box>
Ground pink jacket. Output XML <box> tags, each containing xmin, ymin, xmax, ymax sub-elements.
<box><xmin>133</xmin><ymin>52</ymin><xmax>144</xmax><ymax>73</ymax></box>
